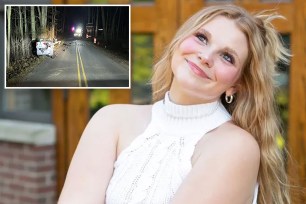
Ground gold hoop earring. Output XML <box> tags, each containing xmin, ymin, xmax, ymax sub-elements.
<box><xmin>225</xmin><ymin>95</ymin><xmax>234</xmax><ymax>104</ymax></box>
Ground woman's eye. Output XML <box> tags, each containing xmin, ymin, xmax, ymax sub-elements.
<box><xmin>195</xmin><ymin>33</ymin><xmax>207</xmax><ymax>44</ymax></box>
<box><xmin>222</xmin><ymin>53</ymin><xmax>235</xmax><ymax>64</ymax></box>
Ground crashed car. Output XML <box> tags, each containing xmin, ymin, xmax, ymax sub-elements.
<box><xmin>36</xmin><ymin>39</ymin><xmax>54</xmax><ymax>57</ymax></box>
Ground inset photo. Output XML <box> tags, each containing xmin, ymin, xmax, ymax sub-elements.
<box><xmin>5</xmin><ymin>4</ymin><xmax>130</xmax><ymax>88</ymax></box>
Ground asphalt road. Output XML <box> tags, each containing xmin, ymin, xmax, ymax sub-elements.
<box><xmin>18</xmin><ymin>38</ymin><xmax>129</xmax><ymax>88</ymax></box>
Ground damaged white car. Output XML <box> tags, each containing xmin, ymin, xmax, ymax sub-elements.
<box><xmin>36</xmin><ymin>39</ymin><xmax>54</xmax><ymax>58</ymax></box>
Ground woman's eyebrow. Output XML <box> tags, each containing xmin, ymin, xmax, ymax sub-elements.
<box><xmin>199</xmin><ymin>28</ymin><xmax>211</xmax><ymax>39</ymax></box>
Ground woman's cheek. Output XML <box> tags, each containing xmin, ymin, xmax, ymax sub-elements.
<box><xmin>179</xmin><ymin>37</ymin><xmax>197</xmax><ymax>53</ymax></box>
<box><xmin>215</xmin><ymin>66</ymin><xmax>240</xmax><ymax>85</ymax></box>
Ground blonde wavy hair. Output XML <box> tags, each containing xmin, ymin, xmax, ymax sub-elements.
<box><xmin>151</xmin><ymin>4</ymin><xmax>291</xmax><ymax>204</ymax></box>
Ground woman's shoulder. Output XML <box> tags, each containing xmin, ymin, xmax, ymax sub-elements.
<box><xmin>187</xmin><ymin>122</ymin><xmax>260</xmax><ymax>202</ymax></box>
<box><xmin>87</xmin><ymin>104</ymin><xmax>154</xmax><ymax>156</ymax></box>
<box><xmin>194</xmin><ymin>121</ymin><xmax>260</xmax><ymax>168</ymax></box>
<box><xmin>87</xmin><ymin>104</ymin><xmax>153</xmax><ymax>138</ymax></box>
<box><xmin>208</xmin><ymin>122</ymin><xmax>259</xmax><ymax>157</ymax></box>
<box><xmin>95</xmin><ymin>104</ymin><xmax>153</xmax><ymax>155</ymax></box>
<box><xmin>174</xmin><ymin>123</ymin><xmax>261</xmax><ymax>203</ymax></box>
<box><xmin>94</xmin><ymin>104</ymin><xmax>152</xmax><ymax>135</ymax></box>
<box><xmin>216</xmin><ymin>122</ymin><xmax>259</xmax><ymax>148</ymax></box>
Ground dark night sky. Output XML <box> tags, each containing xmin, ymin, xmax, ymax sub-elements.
<box><xmin>65</xmin><ymin>7</ymin><xmax>86</xmax><ymax>27</ymax></box>
<box><xmin>57</xmin><ymin>7</ymin><xmax>88</xmax><ymax>34</ymax></box>
<box><xmin>56</xmin><ymin>6</ymin><xmax>129</xmax><ymax>38</ymax></box>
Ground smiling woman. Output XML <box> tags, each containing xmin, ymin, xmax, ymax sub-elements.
<box><xmin>170</xmin><ymin>15</ymin><xmax>248</xmax><ymax>104</ymax></box>
<box><xmin>58</xmin><ymin>4</ymin><xmax>291</xmax><ymax>204</ymax></box>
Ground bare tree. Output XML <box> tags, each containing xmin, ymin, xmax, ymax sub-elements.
<box><xmin>6</xmin><ymin>6</ymin><xmax>11</xmax><ymax>69</ymax></box>
<box><xmin>19</xmin><ymin>6</ymin><xmax>25</xmax><ymax>57</ymax></box>
<box><xmin>110</xmin><ymin>7</ymin><xmax>118</xmax><ymax>41</ymax></box>
<box><xmin>101</xmin><ymin>7</ymin><xmax>107</xmax><ymax>42</ymax></box>
<box><xmin>23</xmin><ymin>6</ymin><xmax>31</xmax><ymax>58</ymax></box>
<box><xmin>38</xmin><ymin>6</ymin><xmax>48</xmax><ymax>37</ymax></box>
<box><xmin>31</xmin><ymin>6</ymin><xmax>36</xmax><ymax>40</ymax></box>
<box><xmin>95</xmin><ymin>7</ymin><xmax>99</xmax><ymax>38</ymax></box>
<box><xmin>42</xmin><ymin>6</ymin><xmax>48</xmax><ymax>30</ymax></box>
<box><xmin>24</xmin><ymin>7</ymin><xmax>28</xmax><ymax>36</ymax></box>
<box><xmin>62</xmin><ymin>7</ymin><xmax>66</xmax><ymax>34</ymax></box>
<box><xmin>51</xmin><ymin>7</ymin><xmax>56</xmax><ymax>40</ymax></box>
<box><xmin>116</xmin><ymin>8</ymin><xmax>122</xmax><ymax>39</ymax></box>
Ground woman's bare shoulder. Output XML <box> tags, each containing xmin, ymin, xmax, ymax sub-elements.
<box><xmin>174</xmin><ymin>122</ymin><xmax>260</xmax><ymax>203</ymax></box>
<box><xmin>100</xmin><ymin>104</ymin><xmax>152</xmax><ymax>155</ymax></box>
<box><xmin>198</xmin><ymin>122</ymin><xmax>260</xmax><ymax>163</ymax></box>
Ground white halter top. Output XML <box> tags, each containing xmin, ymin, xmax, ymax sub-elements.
<box><xmin>106</xmin><ymin>92</ymin><xmax>258</xmax><ymax>204</ymax></box>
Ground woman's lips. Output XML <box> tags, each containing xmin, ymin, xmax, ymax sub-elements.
<box><xmin>186</xmin><ymin>59</ymin><xmax>210</xmax><ymax>79</ymax></box>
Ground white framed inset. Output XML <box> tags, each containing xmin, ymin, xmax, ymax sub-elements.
<box><xmin>4</xmin><ymin>4</ymin><xmax>131</xmax><ymax>89</ymax></box>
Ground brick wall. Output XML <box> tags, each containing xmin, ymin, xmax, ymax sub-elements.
<box><xmin>0</xmin><ymin>141</ymin><xmax>56</xmax><ymax>204</ymax></box>
<box><xmin>0</xmin><ymin>119</ymin><xmax>56</xmax><ymax>204</ymax></box>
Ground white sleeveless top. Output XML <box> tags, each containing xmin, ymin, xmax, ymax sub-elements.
<box><xmin>106</xmin><ymin>93</ymin><xmax>258</xmax><ymax>204</ymax></box>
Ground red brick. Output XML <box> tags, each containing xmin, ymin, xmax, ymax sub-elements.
<box><xmin>32</xmin><ymin>145</ymin><xmax>55</xmax><ymax>152</ymax></box>
<box><xmin>0</xmin><ymin>151</ymin><xmax>14</xmax><ymax>158</ymax></box>
<box><xmin>37</xmin><ymin>165</ymin><xmax>54</xmax><ymax>172</ymax></box>
<box><xmin>37</xmin><ymin>185</ymin><xmax>55</xmax><ymax>193</ymax></box>
<box><xmin>1</xmin><ymin>192</ymin><xmax>15</xmax><ymax>199</ymax></box>
<box><xmin>19</xmin><ymin>175</ymin><xmax>45</xmax><ymax>184</ymax></box>
<box><xmin>8</xmin><ymin>162</ymin><xmax>25</xmax><ymax>170</ymax></box>
<box><xmin>19</xmin><ymin>154</ymin><xmax>45</xmax><ymax>161</ymax></box>
<box><xmin>6</xmin><ymin>143</ymin><xmax>25</xmax><ymax>154</ymax></box>
<box><xmin>0</xmin><ymin>171</ymin><xmax>15</xmax><ymax>179</ymax></box>
<box><xmin>7</xmin><ymin>142</ymin><xmax>24</xmax><ymax>149</ymax></box>
<box><xmin>19</xmin><ymin>196</ymin><xmax>39</xmax><ymax>203</ymax></box>
<box><xmin>10</xmin><ymin>183</ymin><xmax>25</xmax><ymax>191</ymax></box>
<box><xmin>0</xmin><ymin>142</ymin><xmax>8</xmax><ymax>147</ymax></box>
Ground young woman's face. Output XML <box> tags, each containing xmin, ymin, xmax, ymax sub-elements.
<box><xmin>170</xmin><ymin>15</ymin><xmax>248</xmax><ymax>104</ymax></box>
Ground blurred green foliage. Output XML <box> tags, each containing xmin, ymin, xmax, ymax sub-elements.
<box><xmin>132</xmin><ymin>35</ymin><xmax>153</xmax><ymax>83</ymax></box>
<box><xmin>276</xmin><ymin>87</ymin><xmax>289</xmax><ymax>150</ymax></box>
<box><xmin>276</xmin><ymin>133</ymin><xmax>285</xmax><ymax>150</ymax></box>
<box><xmin>275</xmin><ymin>34</ymin><xmax>290</xmax><ymax>149</ymax></box>
<box><xmin>276</xmin><ymin>88</ymin><xmax>289</xmax><ymax>126</ymax></box>
<box><xmin>132</xmin><ymin>34</ymin><xmax>153</xmax><ymax>104</ymax></box>
<box><xmin>90</xmin><ymin>90</ymin><xmax>110</xmax><ymax>116</ymax></box>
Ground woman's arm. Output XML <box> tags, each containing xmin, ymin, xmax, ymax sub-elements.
<box><xmin>58</xmin><ymin>105</ymin><xmax>122</xmax><ymax>204</ymax></box>
<box><xmin>172</xmin><ymin>123</ymin><xmax>260</xmax><ymax>204</ymax></box>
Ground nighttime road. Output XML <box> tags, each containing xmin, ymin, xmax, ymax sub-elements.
<box><xmin>6</xmin><ymin>6</ymin><xmax>129</xmax><ymax>88</ymax></box>
<box><xmin>18</xmin><ymin>38</ymin><xmax>129</xmax><ymax>88</ymax></box>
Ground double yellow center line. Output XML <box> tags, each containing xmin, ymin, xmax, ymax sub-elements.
<box><xmin>76</xmin><ymin>43</ymin><xmax>88</xmax><ymax>87</ymax></box>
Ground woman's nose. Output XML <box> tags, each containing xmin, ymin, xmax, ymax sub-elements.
<box><xmin>197</xmin><ymin>51</ymin><xmax>214</xmax><ymax>68</ymax></box>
